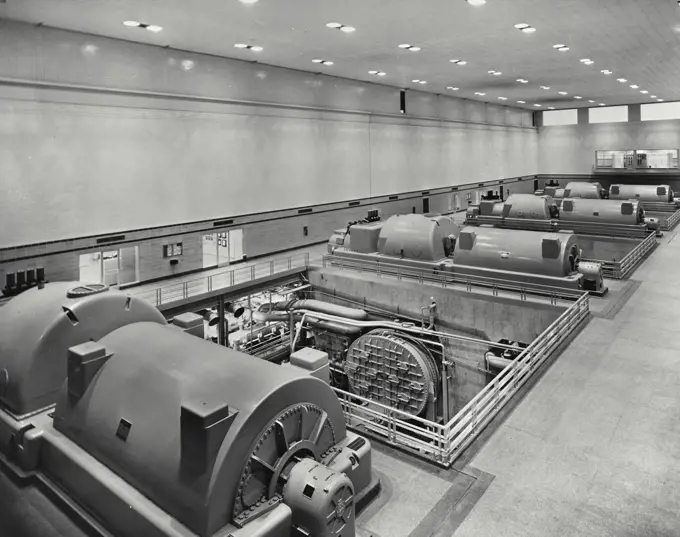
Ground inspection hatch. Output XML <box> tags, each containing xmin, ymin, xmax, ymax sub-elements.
<box><xmin>345</xmin><ymin>329</ymin><xmax>439</xmax><ymax>417</ymax></box>
<box><xmin>66</xmin><ymin>284</ymin><xmax>109</xmax><ymax>299</ymax></box>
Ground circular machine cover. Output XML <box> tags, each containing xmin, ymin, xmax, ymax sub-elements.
<box><xmin>454</xmin><ymin>226</ymin><xmax>581</xmax><ymax>277</ymax></box>
<box><xmin>609</xmin><ymin>184</ymin><xmax>672</xmax><ymax>203</ymax></box>
<box><xmin>52</xmin><ymin>322</ymin><xmax>346</xmax><ymax>537</ymax></box>
<box><xmin>378</xmin><ymin>214</ymin><xmax>459</xmax><ymax>261</ymax></box>
<box><xmin>560</xmin><ymin>198</ymin><xmax>644</xmax><ymax>225</ymax></box>
<box><xmin>501</xmin><ymin>194</ymin><xmax>554</xmax><ymax>220</ymax></box>
<box><xmin>0</xmin><ymin>282</ymin><xmax>166</xmax><ymax>416</ymax></box>
<box><xmin>564</xmin><ymin>182</ymin><xmax>603</xmax><ymax>199</ymax></box>
<box><xmin>345</xmin><ymin>329</ymin><xmax>439</xmax><ymax>417</ymax></box>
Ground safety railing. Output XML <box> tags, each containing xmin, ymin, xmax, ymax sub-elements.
<box><xmin>322</xmin><ymin>255</ymin><xmax>583</xmax><ymax>303</ymax></box>
<box><xmin>441</xmin><ymin>292</ymin><xmax>589</xmax><ymax>464</ymax></box>
<box><xmin>332</xmin><ymin>292</ymin><xmax>590</xmax><ymax>467</ymax></box>
<box><xmin>592</xmin><ymin>230</ymin><xmax>657</xmax><ymax>279</ymax></box>
<box><xmin>663</xmin><ymin>208</ymin><xmax>680</xmax><ymax>231</ymax></box>
<box><xmin>129</xmin><ymin>252</ymin><xmax>315</xmax><ymax>307</ymax></box>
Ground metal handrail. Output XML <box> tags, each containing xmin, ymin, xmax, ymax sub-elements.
<box><xmin>588</xmin><ymin>230</ymin><xmax>657</xmax><ymax>279</ymax></box>
<box><xmin>332</xmin><ymin>291</ymin><xmax>590</xmax><ymax>466</ymax></box>
<box><xmin>322</xmin><ymin>255</ymin><xmax>582</xmax><ymax>302</ymax></box>
<box><xmin>130</xmin><ymin>252</ymin><xmax>316</xmax><ymax>307</ymax></box>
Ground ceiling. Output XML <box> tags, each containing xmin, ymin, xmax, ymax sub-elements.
<box><xmin>2</xmin><ymin>0</ymin><xmax>680</xmax><ymax>111</ymax></box>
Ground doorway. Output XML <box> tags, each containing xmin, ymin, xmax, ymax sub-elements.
<box><xmin>422</xmin><ymin>197</ymin><xmax>430</xmax><ymax>214</ymax></box>
<box><xmin>79</xmin><ymin>246</ymin><xmax>139</xmax><ymax>286</ymax></box>
<box><xmin>203</xmin><ymin>229</ymin><xmax>244</xmax><ymax>268</ymax></box>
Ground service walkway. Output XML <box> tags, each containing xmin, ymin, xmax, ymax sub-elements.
<box><xmin>452</xmin><ymin>229</ymin><xmax>680</xmax><ymax>536</ymax></box>
<box><xmin>126</xmin><ymin>243</ymin><xmax>328</xmax><ymax>307</ymax></box>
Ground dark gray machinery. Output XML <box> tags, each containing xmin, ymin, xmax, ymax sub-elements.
<box><xmin>465</xmin><ymin>193</ymin><xmax>659</xmax><ymax>236</ymax></box>
<box><xmin>328</xmin><ymin>213</ymin><xmax>606</xmax><ymax>294</ymax></box>
<box><xmin>0</xmin><ymin>283</ymin><xmax>379</xmax><ymax>537</ymax></box>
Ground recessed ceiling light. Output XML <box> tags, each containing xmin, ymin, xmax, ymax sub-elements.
<box><xmin>540</xmin><ymin>86</ymin><xmax>550</xmax><ymax>90</ymax></box>
<box><xmin>574</xmin><ymin>96</ymin><xmax>583</xmax><ymax>99</ymax></box>
<box><xmin>447</xmin><ymin>86</ymin><xmax>459</xmax><ymax>91</ymax></box>
<box><xmin>558</xmin><ymin>46</ymin><xmax>570</xmax><ymax>51</ymax></box>
<box><xmin>641</xmin><ymin>90</ymin><xmax>649</xmax><ymax>94</ymax></box>
<box><xmin>323</xmin><ymin>61</ymin><xmax>334</xmax><ymax>66</ymax></box>
<box><xmin>369</xmin><ymin>70</ymin><xmax>387</xmax><ymax>76</ymax></box>
<box><xmin>378</xmin><ymin>72</ymin><xmax>386</xmax><ymax>76</ymax></box>
<box><xmin>559</xmin><ymin>91</ymin><xmax>568</xmax><ymax>95</ymax></box>
<box><xmin>658</xmin><ymin>98</ymin><xmax>664</xmax><ymax>102</ymax></box>
<box><xmin>553</xmin><ymin>44</ymin><xmax>565</xmax><ymax>48</ymax></box>
<box><xmin>239</xmin><ymin>0</ymin><xmax>259</xmax><ymax>4</ymax></box>
<box><xmin>123</xmin><ymin>20</ymin><xmax>141</xmax><ymax>27</ymax></box>
<box><xmin>580</xmin><ymin>58</ymin><xmax>590</xmax><ymax>63</ymax></box>
<box><xmin>488</xmin><ymin>70</ymin><xmax>495</xmax><ymax>74</ymax></box>
<box><xmin>146</xmin><ymin>25</ymin><xmax>163</xmax><ymax>33</ymax></box>
<box><xmin>548</xmin><ymin>107</ymin><xmax>555</xmax><ymax>109</ymax></box>
<box><xmin>517</xmin><ymin>79</ymin><xmax>528</xmax><ymax>83</ymax></box>
<box><xmin>467</xmin><ymin>0</ymin><xmax>487</xmax><ymax>5</ymax></box>
<box><xmin>368</xmin><ymin>70</ymin><xmax>378</xmax><ymax>75</ymax></box>
<box><xmin>327</xmin><ymin>22</ymin><xmax>355</xmax><ymax>32</ymax></box>
<box><xmin>451</xmin><ymin>59</ymin><xmax>468</xmax><ymax>65</ymax></box>
<box><xmin>498</xmin><ymin>96</ymin><xmax>507</xmax><ymax>100</ymax></box>
<box><xmin>651</xmin><ymin>95</ymin><xmax>657</xmax><ymax>98</ymax></box>
<box><xmin>584</xmin><ymin>60</ymin><xmax>594</xmax><ymax>65</ymax></box>
<box><xmin>235</xmin><ymin>43</ymin><xmax>263</xmax><ymax>52</ymax></box>
<box><xmin>514</xmin><ymin>23</ymin><xmax>530</xmax><ymax>29</ymax></box>
<box><xmin>534</xmin><ymin>103</ymin><xmax>542</xmax><ymax>107</ymax></box>
<box><xmin>601</xmin><ymin>70</ymin><xmax>612</xmax><ymax>75</ymax></box>
<box><xmin>599</xmin><ymin>103</ymin><xmax>606</xmax><ymax>106</ymax></box>
<box><xmin>517</xmin><ymin>100</ymin><xmax>526</xmax><ymax>104</ymax></box>
<box><xmin>399</xmin><ymin>44</ymin><xmax>411</xmax><ymax>48</ymax></box>
<box><xmin>412</xmin><ymin>79</ymin><xmax>427</xmax><ymax>84</ymax></box>
<box><xmin>474</xmin><ymin>92</ymin><xmax>486</xmax><ymax>96</ymax></box>
<box><xmin>617</xmin><ymin>78</ymin><xmax>627</xmax><ymax>83</ymax></box>
<box><xmin>588</xmin><ymin>100</ymin><xmax>595</xmax><ymax>103</ymax></box>
<box><xmin>630</xmin><ymin>84</ymin><xmax>639</xmax><ymax>89</ymax></box>
<box><xmin>410</xmin><ymin>46</ymin><xmax>421</xmax><ymax>51</ymax></box>
<box><xmin>522</xmin><ymin>27</ymin><xmax>537</xmax><ymax>33</ymax></box>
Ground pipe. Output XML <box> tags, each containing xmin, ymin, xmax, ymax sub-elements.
<box><xmin>268</xmin><ymin>299</ymin><xmax>368</xmax><ymax>321</ymax></box>
<box><xmin>486</xmin><ymin>355</ymin><xmax>513</xmax><ymax>370</ymax></box>
<box><xmin>305</xmin><ymin>317</ymin><xmax>362</xmax><ymax>336</ymax></box>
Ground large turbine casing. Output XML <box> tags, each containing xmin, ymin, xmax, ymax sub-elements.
<box><xmin>454</xmin><ymin>226</ymin><xmax>580</xmax><ymax>277</ymax></box>
<box><xmin>560</xmin><ymin>198</ymin><xmax>644</xmax><ymax>225</ymax></box>
<box><xmin>0</xmin><ymin>282</ymin><xmax>165</xmax><ymax>417</ymax></box>
<box><xmin>564</xmin><ymin>182</ymin><xmax>603</xmax><ymax>199</ymax></box>
<box><xmin>609</xmin><ymin>184</ymin><xmax>673</xmax><ymax>202</ymax></box>
<box><xmin>53</xmin><ymin>322</ymin><xmax>347</xmax><ymax>537</ymax></box>
<box><xmin>377</xmin><ymin>214</ymin><xmax>460</xmax><ymax>261</ymax></box>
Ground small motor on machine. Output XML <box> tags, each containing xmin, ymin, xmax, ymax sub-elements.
<box><xmin>577</xmin><ymin>261</ymin><xmax>605</xmax><ymax>293</ymax></box>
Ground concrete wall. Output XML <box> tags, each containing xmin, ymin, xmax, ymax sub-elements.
<box><xmin>0</xmin><ymin>20</ymin><xmax>537</xmax><ymax>252</ymax></box>
<box><xmin>308</xmin><ymin>268</ymin><xmax>565</xmax><ymax>413</ymax></box>
<box><xmin>309</xmin><ymin>269</ymin><xmax>565</xmax><ymax>343</ymax></box>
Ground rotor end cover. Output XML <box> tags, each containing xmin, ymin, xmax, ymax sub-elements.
<box><xmin>345</xmin><ymin>333</ymin><xmax>436</xmax><ymax>416</ymax></box>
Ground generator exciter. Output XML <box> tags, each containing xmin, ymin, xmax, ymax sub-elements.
<box><xmin>0</xmin><ymin>283</ymin><xmax>379</xmax><ymax>537</ymax></box>
<box><xmin>328</xmin><ymin>213</ymin><xmax>606</xmax><ymax>294</ymax></box>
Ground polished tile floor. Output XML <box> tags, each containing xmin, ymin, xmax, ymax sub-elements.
<box><xmin>453</xmin><ymin>229</ymin><xmax>680</xmax><ymax>536</ymax></box>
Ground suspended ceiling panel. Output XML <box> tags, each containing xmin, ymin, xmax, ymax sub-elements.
<box><xmin>1</xmin><ymin>0</ymin><xmax>680</xmax><ymax>110</ymax></box>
